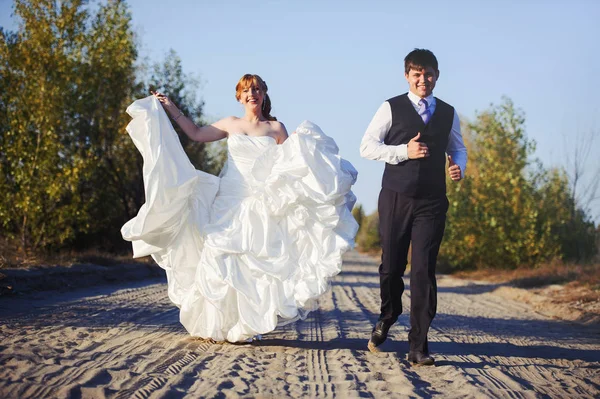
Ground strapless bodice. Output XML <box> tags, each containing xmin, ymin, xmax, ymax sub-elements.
<box><xmin>219</xmin><ymin>134</ymin><xmax>277</xmax><ymax>197</ymax></box>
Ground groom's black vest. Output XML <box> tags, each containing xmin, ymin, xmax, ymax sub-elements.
<box><xmin>382</xmin><ymin>93</ymin><xmax>455</xmax><ymax>198</ymax></box>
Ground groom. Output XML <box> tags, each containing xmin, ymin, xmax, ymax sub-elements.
<box><xmin>359</xmin><ymin>48</ymin><xmax>467</xmax><ymax>365</ymax></box>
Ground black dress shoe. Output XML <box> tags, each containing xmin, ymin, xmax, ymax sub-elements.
<box><xmin>407</xmin><ymin>351</ymin><xmax>435</xmax><ymax>366</ymax></box>
<box><xmin>367</xmin><ymin>320</ymin><xmax>393</xmax><ymax>352</ymax></box>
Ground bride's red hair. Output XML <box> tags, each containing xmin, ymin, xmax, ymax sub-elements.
<box><xmin>235</xmin><ymin>74</ymin><xmax>277</xmax><ymax>121</ymax></box>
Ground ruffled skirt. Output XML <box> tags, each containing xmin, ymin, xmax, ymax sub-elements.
<box><xmin>121</xmin><ymin>96</ymin><xmax>358</xmax><ymax>342</ymax></box>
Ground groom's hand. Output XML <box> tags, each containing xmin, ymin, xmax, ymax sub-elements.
<box><xmin>407</xmin><ymin>132</ymin><xmax>429</xmax><ymax>159</ymax></box>
<box><xmin>447</xmin><ymin>155</ymin><xmax>462</xmax><ymax>181</ymax></box>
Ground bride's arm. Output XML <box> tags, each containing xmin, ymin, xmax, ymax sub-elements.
<box><xmin>152</xmin><ymin>91</ymin><xmax>228</xmax><ymax>143</ymax></box>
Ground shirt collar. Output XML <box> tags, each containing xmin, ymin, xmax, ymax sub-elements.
<box><xmin>407</xmin><ymin>91</ymin><xmax>435</xmax><ymax>107</ymax></box>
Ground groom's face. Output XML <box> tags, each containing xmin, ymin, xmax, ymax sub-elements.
<box><xmin>405</xmin><ymin>66</ymin><xmax>439</xmax><ymax>98</ymax></box>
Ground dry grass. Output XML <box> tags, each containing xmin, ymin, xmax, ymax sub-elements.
<box><xmin>0</xmin><ymin>239</ymin><xmax>153</xmax><ymax>270</ymax></box>
<box><xmin>456</xmin><ymin>261</ymin><xmax>600</xmax><ymax>305</ymax></box>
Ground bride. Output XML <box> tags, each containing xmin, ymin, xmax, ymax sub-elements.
<box><xmin>121</xmin><ymin>74</ymin><xmax>358</xmax><ymax>342</ymax></box>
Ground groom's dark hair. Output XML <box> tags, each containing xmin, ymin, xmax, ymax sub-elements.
<box><xmin>404</xmin><ymin>49</ymin><xmax>438</xmax><ymax>74</ymax></box>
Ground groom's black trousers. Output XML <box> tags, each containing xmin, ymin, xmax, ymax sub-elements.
<box><xmin>378</xmin><ymin>187</ymin><xmax>448</xmax><ymax>353</ymax></box>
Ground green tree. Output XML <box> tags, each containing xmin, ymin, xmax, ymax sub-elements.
<box><xmin>0</xmin><ymin>0</ymin><xmax>93</xmax><ymax>253</ymax></box>
<box><xmin>71</xmin><ymin>0</ymin><xmax>142</xmax><ymax>250</ymax></box>
<box><xmin>356</xmin><ymin>211</ymin><xmax>380</xmax><ymax>253</ymax></box>
<box><xmin>352</xmin><ymin>203</ymin><xmax>365</xmax><ymax>231</ymax></box>
<box><xmin>146</xmin><ymin>49</ymin><xmax>225</xmax><ymax>176</ymax></box>
<box><xmin>441</xmin><ymin>98</ymin><xmax>597</xmax><ymax>270</ymax></box>
<box><xmin>443</xmin><ymin>98</ymin><xmax>555</xmax><ymax>268</ymax></box>
<box><xmin>563</xmin><ymin>130</ymin><xmax>600</xmax><ymax>261</ymax></box>
<box><xmin>0</xmin><ymin>0</ymin><xmax>225</xmax><ymax>256</ymax></box>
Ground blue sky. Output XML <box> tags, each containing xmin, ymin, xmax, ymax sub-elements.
<box><xmin>2</xmin><ymin>0</ymin><xmax>599</xmax><ymax>221</ymax></box>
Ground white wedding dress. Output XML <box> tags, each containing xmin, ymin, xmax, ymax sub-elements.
<box><xmin>121</xmin><ymin>96</ymin><xmax>358</xmax><ymax>342</ymax></box>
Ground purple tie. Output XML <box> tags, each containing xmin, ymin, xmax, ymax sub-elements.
<box><xmin>418</xmin><ymin>99</ymin><xmax>431</xmax><ymax>124</ymax></box>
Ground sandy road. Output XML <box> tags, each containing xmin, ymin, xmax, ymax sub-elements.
<box><xmin>1</xmin><ymin>251</ymin><xmax>599</xmax><ymax>398</ymax></box>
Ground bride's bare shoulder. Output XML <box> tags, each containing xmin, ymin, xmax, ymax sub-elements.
<box><xmin>212</xmin><ymin>116</ymin><xmax>241</xmax><ymax>133</ymax></box>
<box><xmin>270</xmin><ymin>120</ymin><xmax>288</xmax><ymax>143</ymax></box>
<box><xmin>219</xmin><ymin>116</ymin><xmax>241</xmax><ymax>125</ymax></box>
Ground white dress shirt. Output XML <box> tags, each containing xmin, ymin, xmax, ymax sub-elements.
<box><xmin>360</xmin><ymin>91</ymin><xmax>467</xmax><ymax>177</ymax></box>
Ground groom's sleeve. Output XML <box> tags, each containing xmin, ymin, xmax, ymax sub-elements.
<box><xmin>446</xmin><ymin>110</ymin><xmax>467</xmax><ymax>178</ymax></box>
<box><xmin>360</xmin><ymin>102</ymin><xmax>409</xmax><ymax>164</ymax></box>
